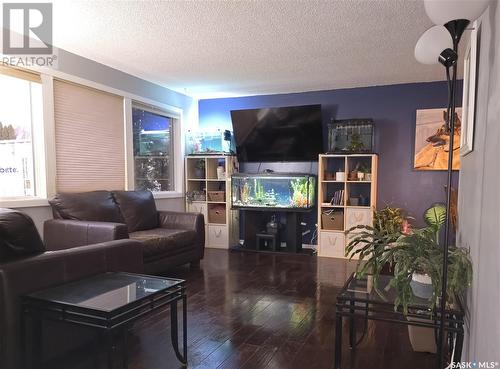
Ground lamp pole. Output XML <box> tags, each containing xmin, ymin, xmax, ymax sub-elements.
<box><xmin>437</xmin><ymin>19</ymin><xmax>469</xmax><ymax>369</ymax></box>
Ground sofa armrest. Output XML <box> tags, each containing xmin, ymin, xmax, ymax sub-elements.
<box><xmin>158</xmin><ymin>211</ymin><xmax>205</xmax><ymax>259</ymax></box>
<box><xmin>0</xmin><ymin>239</ymin><xmax>143</xmax><ymax>369</ymax></box>
<box><xmin>44</xmin><ymin>219</ymin><xmax>129</xmax><ymax>251</ymax></box>
<box><xmin>158</xmin><ymin>210</ymin><xmax>204</xmax><ymax>231</ymax></box>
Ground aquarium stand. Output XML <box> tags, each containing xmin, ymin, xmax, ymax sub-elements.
<box><xmin>242</xmin><ymin>210</ymin><xmax>304</xmax><ymax>254</ymax></box>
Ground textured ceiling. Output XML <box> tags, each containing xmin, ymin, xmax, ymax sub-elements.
<box><xmin>50</xmin><ymin>0</ymin><xmax>456</xmax><ymax>99</ymax></box>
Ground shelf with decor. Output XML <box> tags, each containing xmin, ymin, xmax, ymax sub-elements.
<box><xmin>317</xmin><ymin>154</ymin><xmax>378</xmax><ymax>259</ymax></box>
<box><xmin>185</xmin><ymin>155</ymin><xmax>239</xmax><ymax>249</ymax></box>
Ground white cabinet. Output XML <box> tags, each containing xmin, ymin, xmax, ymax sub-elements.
<box><xmin>346</xmin><ymin>208</ymin><xmax>372</xmax><ymax>230</ymax></box>
<box><xmin>187</xmin><ymin>202</ymin><xmax>207</xmax><ymax>221</ymax></box>
<box><xmin>319</xmin><ymin>231</ymin><xmax>345</xmax><ymax>258</ymax></box>
<box><xmin>207</xmin><ymin>225</ymin><xmax>228</xmax><ymax>249</ymax></box>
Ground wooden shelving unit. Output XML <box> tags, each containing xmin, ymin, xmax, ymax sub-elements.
<box><xmin>317</xmin><ymin>154</ymin><xmax>378</xmax><ymax>259</ymax></box>
<box><xmin>185</xmin><ymin>155</ymin><xmax>239</xmax><ymax>249</ymax></box>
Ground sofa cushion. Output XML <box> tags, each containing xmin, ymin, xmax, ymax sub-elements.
<box><xmin>0</xmin><ymin>208</ymin><xmax>45</xmax><ymax>262</ymax></box>
<box><xmin>112</xmin><ymin>190</ymin><xmax>158</xmax><ymax>232</ymax></box>
<box><xmin>129</xmin><ymin>228</ymin><xmax>196</xmax><ymax>259</ymax></box>
<box><xmin>49</xmin><ymin>191</ymin><xmax>124</xmax><ymax>223</ymax></box>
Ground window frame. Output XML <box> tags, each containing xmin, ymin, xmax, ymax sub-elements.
<box><xmin>125</xmin><ymin>99</ymin><xmax>183</xmax><ymax>197</ymax></box>
<box><xmin>0</xmin><ymin>70</ymin><xmax>56</xmax><ymax>208</ymax></box>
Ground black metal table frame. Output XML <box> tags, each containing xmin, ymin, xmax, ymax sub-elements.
<box><xmin>334</xmin><ymin>273</ymin><xmax>464</xmax><ymax>369</ymax></box>
<box><xmin>22</xmin><ymin>274</ymin><xmax>187</xmax><ymax>369</ymax></box>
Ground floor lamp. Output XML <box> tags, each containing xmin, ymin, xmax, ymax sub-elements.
<box><xmin>414</xmin><ymin>0</ymin><xmax>491</xmax><ymax>367</ymax></box>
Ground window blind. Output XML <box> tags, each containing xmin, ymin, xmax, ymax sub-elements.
<box><xmin>54</xmin><ymin>80</ymin><xmax>125</xmax><ymax>192</ymax></box>
<box><xmin>0</xmin><ymin>65</ymin><xmax>41</xmax><ymax>82</ymax></box>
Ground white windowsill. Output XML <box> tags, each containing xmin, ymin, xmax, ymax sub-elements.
<box><xmin>0</xmin><ymin>198</ymin><xmax>50</xmax><ymax>208</ymax></box>
<box><xmin>152</xmin><ymin>191</ymin><xmax>184</xmax><ymax>199</ymax></box>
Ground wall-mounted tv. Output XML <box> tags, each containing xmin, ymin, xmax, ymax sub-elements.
<box><xmin>230</xmin><ymin>104</ymin><xmax>323</xmax><ymax>162</ymax></box>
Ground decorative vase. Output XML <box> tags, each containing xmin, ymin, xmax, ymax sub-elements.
<box><xmin>217</xmin><ymin>165</ymin><xmax>225</xmax><ymax>179</ymax></box>
<box><xmin>365</xmin><ymin>173</ymin><xmax>372</xmax><ymax>181</ymax></box>
<box><xmin>410</xmin><ymin>272</ymin><xmax>433</xmax><ymax>299</ymax></box>
<box><xmin>194</xmin><ymin>168</ymin><xmax>204</xmax><ymax>179</ymax></box>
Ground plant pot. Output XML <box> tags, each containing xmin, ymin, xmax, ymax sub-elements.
<box><xmin>407</xmin><ymin>318</ymin><xmax>437</xmax><ymax>353</ymax></box>
<box><xmin>194</xmin><ymin>168</ymin><xmax>204</xmax><ymax>179</ymax></box>
<box><xmin>410</xmin><ymin>273</ymin><xmax>433</xmax><ymax>299</ymax></box>
<box><xmin>335</xmin><ymin>171</ymin><xmax>345</xmax><ymax>181</ymax></box>
<box><xmin>357</xmin><ymin>172</ymin><xmax>364</xmax><ymax>181</ymax></box>
<box><xmin>408</xmin><ymin>274</ymin><xmax>436</xmax><ymax>353</ymax></box>
<box><xmin>365</xmin><ymin>173</ymin><xmax>372</xmax><ymax>181</ymax></box>
<box><xmin>348</xmin><ymin>170</ymin><xmax>358</xmax><ymax>181</ymax></box>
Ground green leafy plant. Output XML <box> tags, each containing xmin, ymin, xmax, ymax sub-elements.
<box><xmin>387</xmin><ymin>204</ymin><xmax>471</xmax><ymax>314</ymax></box>
<box><xmin>253</xmin><ymin>179</ymin><xmax>265</xmax><ymax>202</ymax></box>
<box><xmin>194</xmin><ymin>159</ymin><xmax>205</xmax><ymax>170</ymax></box>
<box><xmin>291</xmin><ymin>178</ymin><xmax>314</xmax><ymax>207</ymax></box>
<box><xmin>348</xmin><ymin>133</ymin><xmax>365</xmax><ymax>151</ymax></box>
<box><xmin>346</xmin><ymin>206</ymin><xmax>407</xmax><ymax>287</ymax></box>
<box><xmin>349</xmin><ymin>204</ymin><xmax>473</xmax><ymax>315</ymax></box>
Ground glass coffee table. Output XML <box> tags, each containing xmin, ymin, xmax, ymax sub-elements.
<box><xmin>334</xmin><ymin>273</ymin><xmax>464</xmax><ymax>369</ymax></box>
<box><xmin>22</xmin><ymin>272</ymin><xmax>187</xmax><ymax>369</ymax></box>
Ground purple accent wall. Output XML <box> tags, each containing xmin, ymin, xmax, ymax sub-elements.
<box><xmin>198</xmin><ymin>81</ymin><xmax>461</xmax><ymax>229</ymax></box>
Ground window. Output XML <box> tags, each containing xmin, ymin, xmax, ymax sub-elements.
<box><xmin>132</xmin><ymin>105</ymin><xmax>175</xmax><ymax>192</ymax></box>
<box><xmin>0</xmin><ymin>70</ymin><xmax>43</xmax><ymax>199</ymax></box>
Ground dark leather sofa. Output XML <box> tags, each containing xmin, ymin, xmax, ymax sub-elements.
<box><xmin>0</xmin><ymin>208</ymin><xmax>143</xmax><ymax>369</ymax></box>
<box><xmin>44</xmin><ymin>190</ymin><xmax>205</xmax><ymax>274</ymax></box>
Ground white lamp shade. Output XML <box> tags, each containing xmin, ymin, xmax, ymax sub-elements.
<box><xmin>415</xmin><ymin>26</ymin><xmax>453</xmax><ymax>64</ymax></box>
<box><xmin>424</xmin><ymin>0</ymin><xmax>491</xmax><ymax>25</ymax></box>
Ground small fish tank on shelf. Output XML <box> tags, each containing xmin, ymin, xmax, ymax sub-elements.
<box><xmin>185</xmin><ymin>128</ymin><xmax>236</xmax><ymax>155</ymax></box>
<box><xmin>231</xmin><ymin>173</ymin><xmax>316</xmax><ymax>211</ymax></box>
<box><xmin>327</xmin><ymin>119</ymin><xmax>374</xmax><ymax>153</ymax></box>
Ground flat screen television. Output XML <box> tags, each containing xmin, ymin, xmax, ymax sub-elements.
<box><xmin>230</xmin><ymin>104</ymin><xmax>323</xmax><ymax>162</ymax></box>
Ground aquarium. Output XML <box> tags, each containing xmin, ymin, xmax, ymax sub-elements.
<box><xmin>328</xmin><ymin>119</ymin><xmax>374</xmax><ymax>154</ymax></box>
<box><xmin>185</xmin><ymin>128</ymin><xmax>235</xmax><ymax>155</ymax></box>
<box><xmin>231</xmin><ymin>173</ymin><xmax>316</xmax><ymax>210</ymax></box>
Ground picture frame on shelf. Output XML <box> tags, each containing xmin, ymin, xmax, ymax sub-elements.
<box><xmin>460</xmin><ymin>20</ymin><xmax>480</xmax><ymax>157</ymax></box>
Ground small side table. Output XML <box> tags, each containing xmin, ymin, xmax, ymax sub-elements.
<box><xmin>256</xmin><ymin>232</ymin><xmax>279</xmax><ymax>251</ymax></box>
<box><xmin>22</xmin><ymin>272</ymin><xmax>187</xmax><ymax>369</ymax></box>
<box><xmin>334</xmin><ymin>273</ymin><xmax>464</xmax><ymax>369</ymax></box>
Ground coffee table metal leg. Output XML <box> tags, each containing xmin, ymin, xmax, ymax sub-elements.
<box><xmin>453</xmin><ymin>325</ymin><xmax>464</xmax><ymax>364</ymax></box>
<box><xmin>106</xmin><ymin>330</ymin><xmax>115</xmax><ymax>369</ymax></box>
<box><xmin>170</xmin><ymin>297</ymin><xmax>187</xmax><ymax>366</ymax></box>
<box><xmin>30</xmin><ymin>310</ymin><xmax>42</xmax><ymax>369</ymax></box>
<box><xmin>182</xmin><ymin>294</ymin><xmax>188</xmax><ymax>363</ymax></box>
<box><xmin>349</xmin><ymin>300</ymin><xmax>356</xmax><ymax>349</ymax></box>
<box><xmin>334</xmin><ymin>312</ymin><xmax>342</xmax><ymax>369</ymax></box>
<box><xmin>122</xmin><ymin>327</ymin><xmax>129</xmax><ymax>369</ymax></box>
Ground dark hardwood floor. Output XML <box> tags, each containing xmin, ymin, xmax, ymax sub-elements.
<box><xmin>53</xmin><ymin>249</ymin><xmax>437</xmax><ymax>369</ymax></box>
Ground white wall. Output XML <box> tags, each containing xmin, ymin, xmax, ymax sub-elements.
<box><xmin>457</xmin><ymin>2</ymin><xmax>500</xmax><ymax>362</ymax></box>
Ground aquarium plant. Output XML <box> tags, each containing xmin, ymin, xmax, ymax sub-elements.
<box><xmin>290</xmin><ymin>178</ymin><xmax>313</xmax><ymax>208</ymax></box>
<box><xmin>253</xmin><ymin>179</ymin><xmax>266</xmax><ymax>204</ymax></box>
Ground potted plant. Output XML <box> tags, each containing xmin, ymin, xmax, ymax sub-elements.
<box><xmin>387</xmin><ymin>204</ymin><xmax>472</xmax><ymax>313</ymax></box>
<box><xmin>348</xmin><ymin>204</ymin><xmax>473</xmax><ymax>353</ymax></box>
<box><xmin>194</xmin><ymin>159</ymin><xmax>205</xmax><ymax>179</ymax></box>
<box><xmin>346</xmin><ymin>206</ymin><xmax>408</xmax><ymax>289</ymax></box>
<box><xmin>359</xmin><ymin>165</ymin><xmax>371</xmax><ymax>181</ymax></box>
